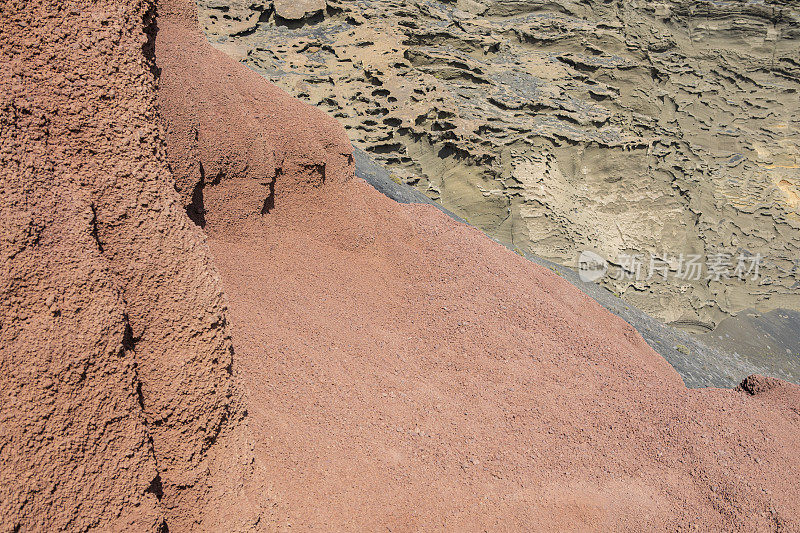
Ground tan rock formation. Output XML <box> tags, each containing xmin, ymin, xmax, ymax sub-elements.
<box><xmin>274</xmin><ymin>0</ymin><xmax>326</xmax><ymax>21</ymax></box>
<box><xmin>1</xmin><ymin>0</ymin><xmax>799</xmax><ymax>531</ymax></box>
<box><xmin>197</xmin><ymin>0</ymin><xmax>800</xmax><ymax>332</ymax></box>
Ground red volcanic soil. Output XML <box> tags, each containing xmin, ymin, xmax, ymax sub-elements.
<box><xmin>212</xmin><ymin>185</ymin><xmax>800</xmax><ymax>530</ymax></box>
<box><xmin>1</xmin><ymin>0</ymin><xmax>799</xmax><ymax>530</ymax></box>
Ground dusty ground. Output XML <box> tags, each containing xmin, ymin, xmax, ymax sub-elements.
<box><xmin>2</xmin><ymin>0</ymin><xmax>800</xmax><ymax>530</ymax></box>
<box><xmin>198</xmin><ymin>0</ymin><xmax>800</xmax><ymax>332</ymax></box>
<box><xmin>165</xmin><ymin>1</ymin><xmax>800</xmax><ymax>529</ymax></box>
<box><xmin>209</xmin><ymin>177</ymin><xmax>800</xmax><ymax>530</ymax></box>
<box><xmin>353</xmin><ymin>145</ymin><xmax>800</xmax><ymax>388</ymax></box>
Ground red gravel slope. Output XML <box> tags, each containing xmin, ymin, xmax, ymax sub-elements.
<box><xmin>157</xmin><ymin>0</ymin><xmax>800</xmax><ymax>530</ymax></box>
<box><xmin>207</xmin><ymin>181</ymin><xmax>800</xmax><ymax>530</ymax></box>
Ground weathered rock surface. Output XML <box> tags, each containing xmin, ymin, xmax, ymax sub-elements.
<box><xmin>274</xmin><ymin>0</ymin><xmax>326</xmax><ymax>21</ymax></box>
<box><xmin>2</xmin><ymin>0</ymin><xmax>800</xmax><ymax>530</ymax></box>
<box><xmin>355</xmin><ymin>146</ymin><xmax>800</xmax><ymax>388</ymax></box>
<box><xmin>198</xmin><ymin>0</ymin><xmax>800</xmax><ymax>332</ymax></box>
<box><xmin>0</xmin><ymin>0</ymin><xmax>272</xmax><ymax>529</ymax></box>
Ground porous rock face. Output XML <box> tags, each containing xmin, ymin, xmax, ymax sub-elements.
<box><xmin>0</xmin><ymin>0</ymin><xmax>266</xmax><ymax>530</ymax></box>
<box><xmin>274</xmin><ymin>0</ymin><xmax>327</xmax><ymax>22</ymax></box>
<box><xmin>166</xmin><ymin>1</ymin><xmax>799</xmax><ymax>528</ymax></box>
<box><xmin>2</xmin><ymin>0</ymin><xmax>800</xmax><ymax>531</ymax></box>
<box><xmin>198</xmin><ymin>0</ymin><xmax>800</xmax><ymax>332</ymax></box>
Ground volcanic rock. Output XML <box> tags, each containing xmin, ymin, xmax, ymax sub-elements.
<box><xmin>197</xmin><ymin>0</ymin><xmax>800</xmax><ymax>332</ymax></box>
<box><xmin>1</xmin><ymin>0</ymin><xmax>800</xmax><ymax>531</ymax></box>
<box><xmin>274</xmin><ymin>0</ymin><xmax>326</xmax><ymax>21</ymax></box>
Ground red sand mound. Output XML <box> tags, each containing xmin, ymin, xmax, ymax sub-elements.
<box><xmin>156</xmin><ymin>0</ymin><xmax>800</xmax><ymax>529</ymax></box>
<box><xmin>1</xmin><ymin>0</ymin><xmax>798</xmax><ymax>530</ymax></box>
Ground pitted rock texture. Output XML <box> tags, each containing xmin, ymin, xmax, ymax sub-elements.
<box><xmin>3</xmin><ymin>0</ymin><xmax>800</xmax><ymax>530</ymax></box>
<box><xmin>274</xmin><ymin>0</ymin><xmax>327</xmax><ymax>21</ymax></box>
<box><xmin>0</xmin><ymin>0</ymin><xmax>267</xmax><ymax>530</ymax></box>
<box><xmin>197</xmin><ymin>0</ymin><xmax>800</xmax><ymax>332</ymax></box>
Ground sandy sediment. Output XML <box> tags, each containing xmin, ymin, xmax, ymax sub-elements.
<box><xmin>1</xmin><ymin>0</ymin><xmax>799</xmax><ymax>530</ymax></box>
<box><xmin>197</xmin><ymin>0</ymin><xmax>800</xmax><ymax>332</ymax></box>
